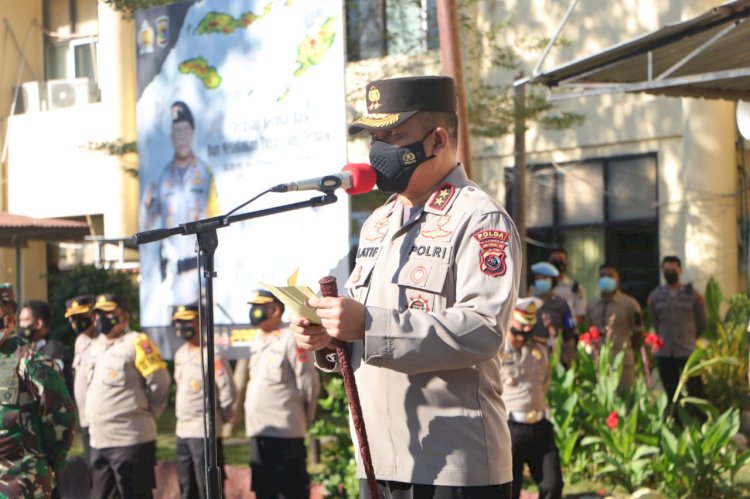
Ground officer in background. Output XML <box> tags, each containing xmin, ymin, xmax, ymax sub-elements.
<box><xmin>18</xmin><ymin>300</ymin><xmax>71</xmax><ymax>390</ymax></box>
<box><xmin>65</xmin><ymin>294</ymin><xmax>97</xmax><ymax>473</ymax></box>
<box><xmin>530</xmin><ymin>261</ymin><xmax>577</xmax><ymax>367</ymax></box>
<box><xmin>548</xmin><ymin>248</ymin><xmax>587</xmax><ymax>327</ymax></box>
<box><xmin>648</xmin><ymin>255</ymin><xmax>707</xmax><ymax>407</ymax></box>
<box><xmin>140</xmin><ymin>101</ymin><xmax>219</xmax><ymax>320</ymax></box>
<box><xmin>173</xmin><ymin>303</ymin><xmax>236</xmax><ymax>499</ymax></box>
<box><xmin>586</xmin><ymin>264</ymin><xmax>643</xmax><ymax>393</ymax></box>
<box><xmin>501</xmin><ymin>297</ymin><xmax>563</xmax><ymax>499</ymax></box>
<box><xmin>245</xmin><ymin>290</ymin><xmax>320</xmax><ymax>499</ymax></box>
<box><xmin>0</xmin><ymin>283</ymin><xmax>77</xmax><ymax>498</ymax></box>
<box><xmin>86</xmin><ymin>294</ymin><xmax>171</xmax><ymax>499</ymax></box>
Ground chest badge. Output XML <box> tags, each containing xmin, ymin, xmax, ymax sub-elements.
<box><xmin>421</xmin><ymin>215</ymin><xmax>453</xmax><ymax>239</ymax></box>
<box><xmin>407</xmin><ymin>295</ymin><xmax>430</xmax><ymax>311</ymax></box>
<box><xmin>364</xmin><ymin>217</ymin><xmax>389</xmax><ymax>242</ymax></box>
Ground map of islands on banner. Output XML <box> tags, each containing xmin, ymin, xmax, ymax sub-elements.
<box><xmin>135</xmin><ymin>0</ymin><xmax>348</xmax><ymax>358</ymax></box>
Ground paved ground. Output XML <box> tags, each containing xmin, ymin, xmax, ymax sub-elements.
<box><xmin>58</xmin><ymin>457</ymin><xmax>325</xmax><ymax>499</ymax></box>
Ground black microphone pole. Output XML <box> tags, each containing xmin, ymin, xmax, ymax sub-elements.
<box><xmin>132</xmin><ymin>192</ymin><xmax>339</xmax><ymax>499</ymax></box>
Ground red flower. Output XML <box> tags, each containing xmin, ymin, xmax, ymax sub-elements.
<box><xmin>606</xmin><ymin>410</ymin><xmax>619</xmax><ymax>430</ymax></box>
<box><xmin>588</xmin><ymin>326</ymin><xmax>602</xmax><ymax>342</ymax></box>
<box><xmin>579</xmin><ymin>332</ymin><xmax>592</xmax><ymax>346</ymax></box>
<box><xmin>644</xmin><ymin>332</ymin><xmax>664</xmax><ymax>353</ymax></box>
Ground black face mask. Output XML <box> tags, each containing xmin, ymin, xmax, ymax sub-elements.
<box><xmin>664</xmin><ymin>271</ymin><xmax>679</xmax><ymax>285</ymax></box>
<box><xmin>175</xmin><ymin>323</ymin><xmax>196</xmax><ymax>341</ymax></box>
<box><xmin>550</xmin><ymin>260</ymin><xmax>566</xmax><ymax>273</ymax></box>
<box><xmin>511</xmin><ymin>327</ymin><xmax>532</xmax><ymax>340</ymax></box>
<box><xmin>20</xmin><ymin>325</ymin><xmax>36</xmax><ymax>340</ymax></box>
<box><xmin>96</xmin><ymin>314</ymin><xmax>119</xmax><ymax>335</ymax></box>
<box><xmin>369</xmin><ymin>131</ymin><xmax>434</xmax><ymax>193</ymax></box>
<box><xmin>249</xmin><ymin>305</ymin><xmax>269</xmax><ymax>326</ymax></box>
<box><xmin>71</xmin><ymin>315</ymin><xmax>93</xmax><ymax>333</ymax></box>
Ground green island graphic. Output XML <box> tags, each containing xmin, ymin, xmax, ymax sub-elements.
<box><xmin>178</xmin><ymin>57</ymin><xmax>222</xmax><ymax>89</ymax></box>
<box><xmin>195</xmin><ymin>0</ymin><xmax>291</xmax><ymax>36</ymax></box>
<box><xmin>293</xmin><ymin>17</ymin><xmax>336</xmax><ymax>77</ymax></box>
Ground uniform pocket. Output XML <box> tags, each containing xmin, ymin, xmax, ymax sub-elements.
<box><xmin>262</xmin><ymin>353</ymin><xmax>284</xmax><ymax>382</ymax></box>
<box><xmin>396</xmin><ymin>261</ymin><xmax>450</xmax><ymax>312</ymax></box>
<box><xmin>345</xmin><ymin>259</ymin><xmax>377</xmax><ymax>302</ymax></box>
<box><xmin>100</xmin><ymin>358</ymin><xmax>126</xmax><ymax>387</ymax></box>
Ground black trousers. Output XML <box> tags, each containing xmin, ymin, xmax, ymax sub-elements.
<box><xmin>508</xmin><ymin>420</ymin><xmax>563</xmax><ymax>499</ymax></box>
<box><xmin>176</xmin><ymin>437</ymin><xmax>225</xmax><ymax>499</ymax></box>
<box><xmin>90</xmin><ymin>441</ymin><xmax>156</xmax><ymax>499</ymax></box>
<box><xmin>657</xmin><ymin>356</ymin><xmax>706</xmax><ymax>403</ymax></box>
<box><xmin>249</xmin><ymin>436</ymin><xmax>309</xmax><ymax>499</ymax></box>
<box><xmin>359</xmin><ymin>480</ymin><xmax>512</xmax><ymax>498</ymax></box>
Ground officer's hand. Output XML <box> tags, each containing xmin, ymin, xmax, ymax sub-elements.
<box><xmin>308</xmin><ymin>296</ymin><xmax>365</xmax><ymax>342</ymax></box>
<box><xmin>290</xmin><ymin>316</ymin><xmax>333</xmax><ymax>351</ymax></box>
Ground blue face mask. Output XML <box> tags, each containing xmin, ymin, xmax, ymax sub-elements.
<box><xmin>598</xmin><ymin>276</ymin><xmax>617</xmax><ymax>293</ymax></box>
<box><xmin>534</xmin><ymin>278</ymin><xmax>552</xmax><ymax>294</ymax></box>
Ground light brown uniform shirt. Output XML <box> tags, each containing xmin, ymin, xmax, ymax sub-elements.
<box><xmin>73</xmin><ymin>333</ymin><xmax>95</xmax><ymax>428</ymax></box>
<box><xmin>317</xmin><ymin>165</ymin><xmax>520</xmax><ymax>487</ymax></box>
<box><xmin>86</xmin><ymin>331</ymin><xmax>171</xmax><ymax>448</ymax></box>
<box><xmin>174</xmin><ymin>343</ymin><xmax>236</xmax><ymax>439</ymax></box>
<box><xmin>245</xmin><ymin>328</ymin><xmax>320</xmax><ymax>438</ymax></box>
<box><xmin>500</xmin><ymin>339</ymin><xmax>549</xmax><ymax>414</ymax></box>
<box><xmin>586</xmin><ymin>291</ymin><xmax>643</xmax><ymax>366</ymax></box>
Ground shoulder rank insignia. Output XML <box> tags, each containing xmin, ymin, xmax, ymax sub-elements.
<box><xmin>428</xmin><ymin>184</ymin><xmax>455</xmax><ymax>211</ymax></box>
<box><xmin>472</xmin><ymin>229</ymin><xmax>509</xmax><ymax>277</ymax></box>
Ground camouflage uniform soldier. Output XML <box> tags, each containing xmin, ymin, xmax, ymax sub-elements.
<box><xmin>0</xmin><ymin>283</ymin><xmax>77</xmax><ymax>498</ymax></box>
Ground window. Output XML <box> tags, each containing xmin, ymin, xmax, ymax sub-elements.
<box><xmin>43</xmin><ymin>0</ymin><xmax>99</xmax><ymax>86</ymax></box>
<box><xmin>346</xmin><ymin>0</ymin><xmax>439</xmax><ymax>61</ymax></box>
<box><xmin>512</xmin><ymin>153</ymin><xmax>659</xmax><ymax>306</ymax></box>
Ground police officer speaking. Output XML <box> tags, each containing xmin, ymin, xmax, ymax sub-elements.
<box><xmin>291</xmin><ymin>76</ymin><xmax>521</xmax><ymax>498</ymax></box>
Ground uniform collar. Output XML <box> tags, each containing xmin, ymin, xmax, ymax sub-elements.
<box><xmin>423</xmin><ymin>164</ymin><xmax>468</xmax><ymax>215</ymax></box>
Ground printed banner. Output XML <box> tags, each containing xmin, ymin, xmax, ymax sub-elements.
<box><xmin>135</xmin><ymin>0</ymin><xmax>348</xmax><ymax>358</ymax></box>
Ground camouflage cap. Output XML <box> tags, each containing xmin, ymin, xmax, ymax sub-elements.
<box><xmin>0</xmin><ymin>283</ymin><xmax>15</xmax><ymax>304</ymax></box>
<box><xmin>65</xmin><ymin>295</ymin><xmax>95</xmax><ymax>318</ymax></box>
<box><xmin>172</xmin><ymin>303</ymin><xmax>199</xmax><ymax>322</ymax></box>
<box><xmin>93</xmin><ymin>293</ymin><xmax>128</xmax><ymax>313</ymax></box>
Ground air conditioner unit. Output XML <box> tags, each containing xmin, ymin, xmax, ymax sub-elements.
<box><xmin>47</xmin><ymin>78</ymin><xmax>93</xmax><ymax>109</ymax></box>
<box><xmin>11</xmin><ymin>81</ymin><xmax>47</xmax><ymax>114</ymax></box>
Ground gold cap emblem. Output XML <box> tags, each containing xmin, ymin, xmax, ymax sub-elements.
<box><xmin>367</xmin><ymin>85</ymin><xmax>381</xmax><ymax>111</ymax></box>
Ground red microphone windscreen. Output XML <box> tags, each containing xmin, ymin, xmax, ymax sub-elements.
<box><xmin>343</xmin><ymin>163</ymin><xmax>376</xmax><ymax>195</ymax></box>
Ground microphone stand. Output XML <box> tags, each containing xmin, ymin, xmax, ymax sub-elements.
<box><xmin>133</xmin><ymin>192</ymin><xmax>339</xmax><ymax>499</ymax></box>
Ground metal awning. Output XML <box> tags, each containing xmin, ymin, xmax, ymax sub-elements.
<box><xmin>0</xmin><ymin>212</ymin><xmax>89</xmax><ymax>245</ymax></box>
<box><xmin>523</xmin><ymin>0</ymin><xmax>750</xmax><ymax>101</ymax></box>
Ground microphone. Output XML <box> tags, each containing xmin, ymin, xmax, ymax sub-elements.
<box><xmin>271</xmin><ymin>163</ymin><xmax>376</xmax><ymax>195</ymax></box>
